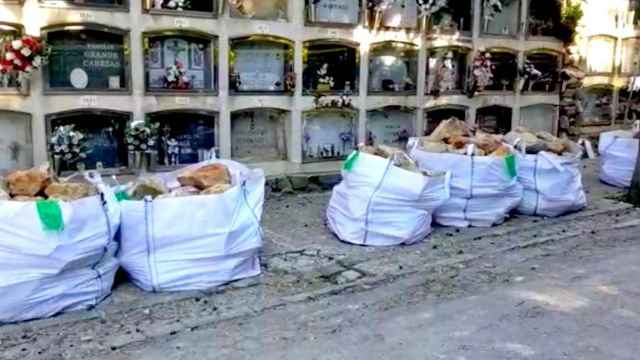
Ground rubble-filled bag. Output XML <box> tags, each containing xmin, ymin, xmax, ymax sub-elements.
<box><xmin>410</xmin><ymin>143</ymin><xmax>523</xmax><ymax>227</ymax></box>
<box><xmin>599</xmin><ymin>130</ymin><xmax>639</xmax><ymax>188</ymax></box>
<box><xmin>515</xmin><ymin>142</ymin><xmax>587</xmax><ymax>217</ymax></box>
<box><xmin>0</xmin><ymin>177</ymin><xmax>120</xmax><ymax>323</ymax></box>
<box><xmin>326</xmin><ymin>151</ymin><xmax>451</xmax><ymax>246</ymax></box>
<box><xmin>118</xmin><ymin>160</ymin><xmax>265</xmax><ymax>292</ymax></box>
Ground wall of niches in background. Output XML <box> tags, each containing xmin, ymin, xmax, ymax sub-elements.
<box><xmin>0</xmin><ymin>0</ymin><xmax>566</xmax><ymax>175</ymax></box>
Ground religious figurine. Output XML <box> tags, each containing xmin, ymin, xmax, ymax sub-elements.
<box><xmin>437</xmin><ymin>51</ymin><xmax>458</xmax><ymax>93</ymax></box>
<box><xmin>167</xmin><ymin>138</ymin><xmax>179</xmax><ymax>166</ymax></box>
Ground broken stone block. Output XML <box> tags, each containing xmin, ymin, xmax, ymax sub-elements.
<box><xmin>156</xmin><ymin>186</ymin><xmax>200</xmax><ymax>199</ymax></box>
<box><xmin>428</xmin><ymin>117</ymin><xmax>471</xmax><ymax>142</ymax></box>
<box><xmin>178</xmin><ymin>164</ymin><xmax>231</xmax><ymax>190</ymax></box>
<box><xmin>12</xmin><ymin>196</ymin><xmax>45</xmax><ymax>202</ymax></box>
<box><xmin>201</xmin><ymin>183</ymin><xmax>232</xmax><ymax>195</ymax></box>
<box><xmin>7</xmin><ymin>168</ymin><xmax>50</xmax><ymax>197</ymax></box>
<box><xmin>131</xmin><ymin>178</ymin><xmax>168</xmax><ymax>200</ymax></box>
<box><xmin>44</xmin><ymin>182</ymin><xmax>97</xmax><ymax>202</ymax></box>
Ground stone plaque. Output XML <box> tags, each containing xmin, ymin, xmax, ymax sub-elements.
<box><xmin>233</xmin><ymin>43</ymin><xmax>287</xmax><ymax>92</ymax></box>
<box><xmin>382</xmin><ymin>0</ymin><xmax>417</xmax><ymax>28</ymax></box>
<box><xmin>311</xmin><ymin>0</ymin><xmax>359</xmax><ymax>25</ymax></box>
<box><xmin>0</xmin><ymin>112</ymin><xmax>33</xmax><ymax>173</ymax></box>
<box><xmin>366</xmin><ymin>108</ymin><xmax>415</xmax><ymax>148</ymax></box>
<box><xmin>231</xmin><ymin>109</ymin><xmax>287</xmax><ymax>162</ymax></box>
<box><xmin>229</xmin><ymin>0</ymin><xmax>287</xmax><ymax>20</ymax></box>
<box><xmin>520</xmin><ymin>105</ymin><xmax>556</xmax><ymax>134</ymax></box>
<box><xmin>303</xmin><ymin>110</ymin><xmax>356</xmax><ymax>163</ymax></box>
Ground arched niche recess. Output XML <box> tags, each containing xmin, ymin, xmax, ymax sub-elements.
<box><xmin>143</xmin><ymin>30</ymin><xmax>217</xmax><ymax>94</ymax></box>
<box><xmin>481</xmin><ymin>0</ymin><xmax>521</xmax><ymax>36</ymax></box>
<box><xmin>302</xmin><ymin>108</ymin><xmax>357</xmax><ymax>163</ymax></box>
<box><xmin>0</xmin><ymin>110</ymin><xmax>33</xmax><ymax>173</ymax></box>
<box><xmin>368</xmin><ymin>41</ymin><xmax>418</xmax><ymax>95</ymax></box>
<box><xmin>230</xmin><ymin>108</ymin><xmax>288</xmax><ymax>163</ymax></box>
<box><xmin>369</xmin><ymin>0</ymin><xmax>418</xmax><ymax>30</ymax></box>
<box><xmin>485</xmin><ymin>48</ymin><xmax>518</xmax><ymax>91</ymax></box>
<box><xmin>306</xmin><ymin>0</ymin><xmax>361</xmax><ymax>26</ymax></box>
<box><xmin>45</xmin><ymin>109</ymin><xmax>132</xmax><ymax>172</ymax></box>
<box><xmin>580</xmin><ymin>85</ymin><xmax>614</xmax><ymax>125</ymax></box>
<box><xmin>520</xmin><ymin>104</ymin><xmax>557</xmax><ymax>134</ymax></box>
<box><xmin>229</xmin><ymin>35</ymin><xmax>294</xmax><ymax>94</ymax></box>
<box><xmin>424</xmin><ymin>105</ymin><xmax>467</xmax><ymax>135</ymax></box>
<box><xmin>527</xmin><ymin>0</ymin><xmax>562</xmax><ymax>38</ymax></box>
<box><xmin>523</xmin><ymin>50</ymin><xmax>561</xmax><ymax>93</ymax></box>
<box><xmin>366</xmin><ymin>106</ymin><xmax>415</xmax><ymax>148</ymax></box>
<box><xmin>145</xmin><ymin>109</ymin><xmax>218</xmax><ymax>169</ymax></box>
<box><xmin>426</xmin><ymin>46</ymin><xmax>470</xmax><ymax>95</ymax></box>
<box><xmin>425</xmin><ymin>0</ymin><xmax>473</xmax><ymax>35</ymax></box>
<box><xmin>42</xmin><ymin>23</ymin><xmax>130</xmax><ymax>93</ymax></box>
<box><xmin>303</xmin><ymin>39</ymin><xmax>359</xmax><ymax>95</ymax></box>
<box><xmin>229</xmin><ymin>0</ymin><xmax>287</xmax><ymax>21</ymax></box>
<box><xmin>476</xmin><ymin>105</ymin><xmax>512</xmax><ymax>134</ymax></box>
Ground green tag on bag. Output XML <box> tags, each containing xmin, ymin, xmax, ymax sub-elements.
<box><xmin>36</xmin><ymin>200</ymin><xmax>64</xmax><ymax>233</ymax></box>
<box><xmin>505</xmin><ymin>154</ymin><xmax>517</xmax><ymax>179</ymax></box>
<box><xmin>343</xmin><ymin>151</ymin><xmax>360</xmax><ymax>172</ymax></box>
<box><xmin>116</xmin><ymin>191</ymin><xmax>129</xmax><ymax>202</ymax></box>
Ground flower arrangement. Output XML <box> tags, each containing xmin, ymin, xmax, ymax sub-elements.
<box><xmin>285</xmin><ymin>71</ymin><xmax>296</xmax><ymax>92</ymax></box>
<box><xmin>0</xmin><ymin>36</ymin><xmax>47</xmax><ymax>81</ymax></box>
<box><xmin>314</xmin><ymin>92</ymin><xmax>353</xmax><ymax>109</ymax></box>
<box><xmin>316</xmin><ymin>63</ymin><xmax>334</xmax><ymax>91</ymax></box>
<box><xmin>519</xmin><ymin>60</ymin><xmax>543</xmax><ymax>92</ymax></box>
<box><xmin>126</xmin><ymin>120</ymin><xmax>160</xmax><ymax>153</ymax></box>
<box><xmin>49</xmin><ymin>125</ymin><xmax>89</xmax><ymax>165</ymax></box>
<box><xmin>471</xmin><ymin>52</ymin><xmax>494</xmax><ymax>93</ymax></box>
<box><xmin>159</xmin><ymin>0</ymin><xmax>190</xmax><ymax>10</ymax></box>
<box><xmin>164</xmin><ymin>61</ymin><xmax>192</xmax><ymax>90</ymax></box>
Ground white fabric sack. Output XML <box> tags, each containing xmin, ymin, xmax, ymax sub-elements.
<box><xmin>599</xmin><ymin>130</ymin><xmax>639</xmax><ymax>188</ymax></box>
<box><xmin>0</xmin><ymin>177</ymin><xmax>120</xmax><ymax>323</ymax></box>
<box><xmin>118</xmin><ymin>160</ymin><xmax>265</xmax><ymax>292</ymax></box>
<box><xmin>410</xmin><ymin>146</ymin><xmax>523</xmax><ymax>228</ymax></box>
<box><xmin>326</xmin><ymin>152</ymin><xmax>451</xmax><ymax>247</ymax></box>
<box><xmin>515</xmin><ymin>145</ymin><xmax>587</xmax><ymax>217</ymax></box>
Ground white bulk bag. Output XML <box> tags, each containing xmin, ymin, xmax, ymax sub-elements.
<box><xmin>515</xmin><ymin>145</ymin><xmax>587</xmax><ymax>217</ymax></box>
<box><xmin>0</xmin><ymin>177</ymin><xmax>120</xmax><ymax>323</ymax></box>
<box><xmin>326</xmin><ymin>152</ymin><xmax>450</xmax><ymax>247</ymax></box>
<box><xmin>599</xmin><ymin>131</ymin><xmax>639</xmax><ymax>188</ymax></box>
<box><xmin>118</xmin><ymin>160</ymin><xmax>265</xmax><ymax>292</ymax></box>
<box><xmin>410</xmin><ymin>146</ymin><xmax>523</xmax><ymax>228</ymax></box>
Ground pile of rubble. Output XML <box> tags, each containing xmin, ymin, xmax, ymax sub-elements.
<box><xmin>1</xmin><ymin>166</ymin><xmax>96</xmax><ymax>202</ymax></box>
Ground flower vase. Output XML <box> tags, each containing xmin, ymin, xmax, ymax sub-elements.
<box><xmin>53</xmin><ymin>155</ymin><xmax>62</xmax><ymax>176</ymax></box>
<box><xmin>76</xmin><ymin>162</ymin><xmax>86</xmax><ymax>172</ymax></box>
<box><xmin>133</xmin><ymin>151</ymin><xmax>149</xmax><ymax>173</ymax></box>
<box><xmin>17</xmin><ymin>75</ymin><xmax>29</xmax><ymax>96</ymax></box>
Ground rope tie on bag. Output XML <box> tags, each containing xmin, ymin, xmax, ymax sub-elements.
<box><xmin>85</xmin><ymin>171</ymin><xmax>111</xmax><ymax>305</ymax></box>
<box><xmin>240</xmin><ymin>179</ymin><xmax>264</xmax><ymax>240</ymax></box>
<box><xmin>363</xmin><ymin>158</ymin><xmax>394</xmax><ymax>245</ymax></box>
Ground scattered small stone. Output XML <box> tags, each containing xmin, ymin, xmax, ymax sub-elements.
<box><xmin>457</xmin><ymin>250</ymin><xmax>464</xmax><ymax>255</ymax></box>
<box><xmin>336</xmin><ymin>270</ymin><xmax>362</xmax><ymax>284</ymax></box>
<box><xmin>81</xmin><ymin>336</ymin><xmax>94</xmax><ymax>342</ymax></box>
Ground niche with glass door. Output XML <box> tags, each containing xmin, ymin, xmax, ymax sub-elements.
<box><xmin>303</xmin><ymin>39</ymin><xmax>358</xmax><ymax>95</ymax></box>
<box><xmin>425</xmin><ymin>0</ymin><xmax>472</xmax><ymax>35</ymax></box>
<box><xmin>146</xmin><ymin>110</ymin><xmax>217</xmax><ymax>169</ymax></box>
<box><xmin>46</xmin><ymin>109</ymin><xmax>130</xmax><ymax>172</ymax></box>
<box><xmin>485</xmin><ymin>49</ymin><xmax>518</xmax><ymax>91</ymax></box>
<box><xmin>366</xmin><ymin>106</ymin><xmax>415</xmax><ymax>148</ymax></box>
<box><xmin>0</xmin><ymin>111</ymin><xmax>33</xmax><ymax>173</ymax></box>
<box><xmin>230</xmin><ymin>35</ymin><xmax>294</xmax><ymax>94</ymax></box>
<box><xmin>368</xmin><ymin>41</ymin><xmax>418</xmax><ymax>94</ymax></box>
<box><xmin>228</xmin><ymin>0</ymin><xmax>287</xmax><ymax>21</ymax></box>
<box><xmin>424</xmin><ymin>106</ymin><xmax>467</xmax><ymax>135</ymax></box>
<box><xmin>0</xmin><ymin>23</ymin><xmax>22</xmax><ymax>91</ymax></box>
<box><xmin>527</xmin><ymin>0</ymin><xmax>562</xmax><ymax>37</ymax></box>
<box><xmin>476</xmin><ymin>105</ymin><xmax>512</xmax><ymax>134</ymax></box>
<box><xmin>144</xmin><ymin>0</ymin><xmax>218</xmax><ymax>16</ymax></box>
<box><xmin>231</xmin><ymin>108</ymin><xmax>288</xmax><ymax>162</ymax></box>
<box><xmin>302</xmin><ymin>108</ymin><xmax>357</xmax><ymax>163</ymax></box>
<box><xmin>306</xmin><ymin>0</ymin><xmax>361</xmax><ymax>26</ymax></box>
<box><xmin>426</xmin><ymin>47</ymin><xmax>469</xmax><ymax>96</ymax></box>
<box><xmin>481</xmin><ymin>0</ymin><xmax>521</xmax><ymax>36</ymax></box>
<box><xmin>40</xmin><ymin>0</ymin><xmax>126</xmax><ymax>9</ymax></box>
<box><xmin>43</xmin><ymin>24</ymin><xmax>129</xmax><ymax>92</ymax></box>
<box><xmin>522</xmin><ymin>51</ymin><xmax>560</xmax><ymax>93</ymax></box>
<box><xmin>368</xmin><ymin>0</ymin><xmax>418</xmax><ymax>29</ymax></box>
<box><xmin>621</xmin><ymin>37</ymin><xmax>640</xmax><ymax>75</ymax></box>
<box><xmin>580</xmin><ymin>86</ymin><xmax>614</xmax><ymax>125</ymax></box>
<box><xmin>144</xmin><ymin>30</ymin><xmax>217</xmax><ymax>94</ymax></box>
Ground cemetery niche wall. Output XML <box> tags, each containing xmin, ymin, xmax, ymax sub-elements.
<box><xmin>231</xmin><ymin>108</ymin><xmax>288</xmax><ymax>163</ymax></box>
<box><xmin>424</xmin><ymin>105</ymin><xmax>467</xmax><ymax>135</ymax></box>
<box><xmin>306</xmin><ymin>0</ymin><xmax>361</xmax><ymax>26</ymax></box>
<box><xmin>482</xmin><ymin>0</ymin><xmax>520</xmax><ymax>36</ymax></box>
<box><xmin>368</xmin><ymin>41</ymin><xmax>418</xmax><ymax>94</ymax></box>
<box><xmin>477</xmin><ymin>105</ymin><xmax>512</xmax><ymax>134</ymax></box>
<box><xmin>302</xmin><ymin>108</ymin><xmax>356</xmax><ymax>163</ymax></box>
<box><xmin>303</xmin><ymin>39</ymin><xmax>358</xmax><ymax>95</ymax></box>
<box><xmin>46</xmin><ymin>109</ymin><xmax>130</xmax><ymax>172</ymax></box>
<box><xmin>144</xmin><ymin>31</ymin><xmax>217</xmax><ymax>93</ymax></box>
<box><xmin>426</xmin><ymin>47</ymin><xmax>469</xmax><ymax>96</ymax></box>
<box><xmin>0</xmin><ymin>23</ymin><xmax>22</xmax><ymax>91</ymax></box>
<box><xmin>366</xmin><ymin>106</ymin><xmax>415</xmax><ymax>148</ymax></box>
<box><xmin>425</xmin><ymin>0</ymin><xmax>473</xmax><ymax>35</ymax></box>
<box><xmin>146</xmin><ymin>110</ymin><xmax>217</xmax><ymax>169</ymax></box>
<box><xmin>520</xmin><ymin>104</ymin><xmax>557</xmax><ymax>134</ymax></box>
<box><xmin>522</xmin><ymin>51</ymin><xmax>560</xmax><ymax>93</ymax></box>
<box><xmin>144</xmin><ymin>0</ymin><xmax>218</xmax><ymax>16</ymax></box>
<box><xmin>0</xmin><ymin>111</ymin><xmax>32</xmax><ymax>173</ymax></box>
<box><xmin>228</xmin><ymin>0</ymin><xmax>288</xmax><ymax>21</ymax></box>
<box><xmin>230</xmin><ymin>36</ymin><xmax>294</xmax><ymax>94</ymax></box>
<box><xmin>44</xmin><ymin>24</ymin><xmax>129</xmax><ymax>92</ymax></box>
